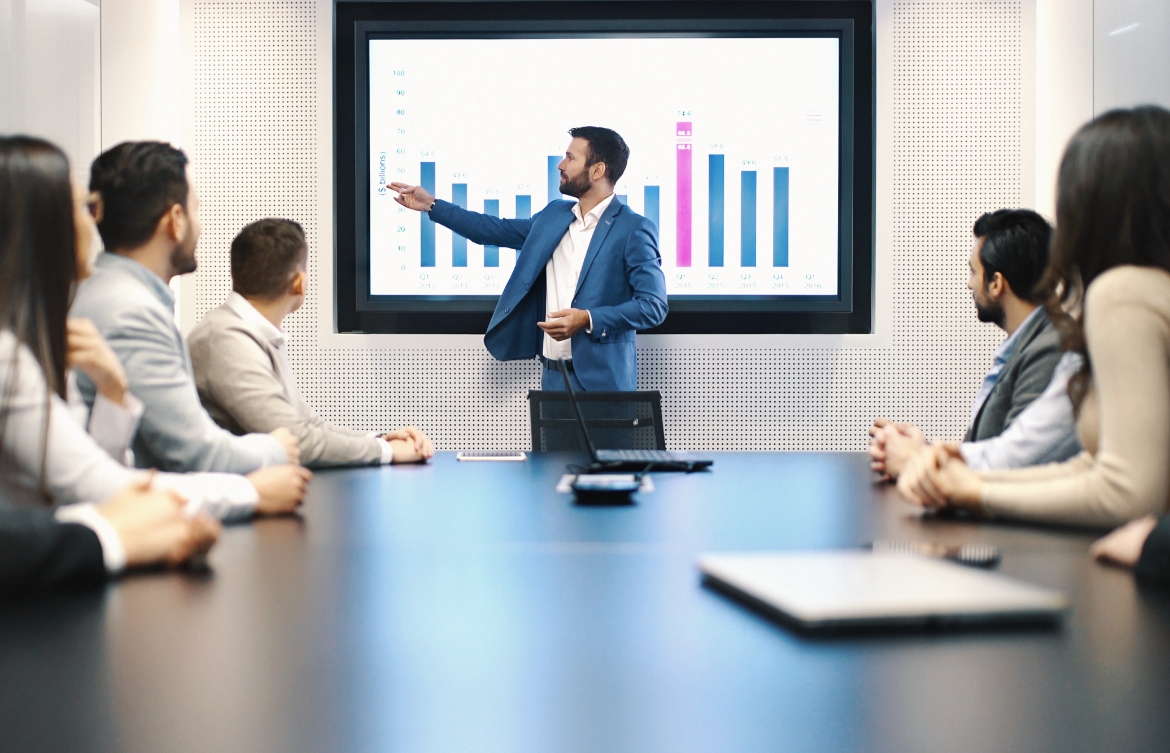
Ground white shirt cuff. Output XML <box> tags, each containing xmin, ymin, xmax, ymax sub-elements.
<box><xmin>154</xmin><ymin>472</ymin><xmax>259</xmax><ymax>521</ymax></box>
<box><xmin>377</xmin><ymin>437</ymin><xmax>395</xmax><ymax>464</ymax></box>
<box><xmin>957</xmin><ymin>442</ymin><xmax>988</xmax><ymax>472</ymax></box>
<box><xmin>87</xmin><ymin>390</ymin><xmax>144</xmax><ymax>464</ymax></box>
<box><xmin>55</xmin><ymin>503</ymin><xmax>128</xmax><ymax>574</ymax></box>
<box><xmin>586</xmin><ymin>311</ymin><xmax>593</xmax><ymax>334</ymax></box>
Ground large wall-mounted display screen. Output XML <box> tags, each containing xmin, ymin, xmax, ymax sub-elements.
<box><xmin>336</xmin><ymin>2</ymin><xmax>873</xmax><ymax>335</ymax></box>
<box><xmin>367</xmin><ymin>36</ymin><xmax>840</xmax><ymax>300</ymax></box>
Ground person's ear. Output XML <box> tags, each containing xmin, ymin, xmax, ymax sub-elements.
<box><xmin>590</xmin><ymin>161</ymin><xmax>606</xmax><ymax>183</ymax></box>
<box><xmin>987</xmin><ymin>271</ymin><xmax>1007</xmax><ymax>300</ymax></box>
<box><xmin>163</xmin><ymin>204</ymin><xmax>186</xmax><ymax>243</ymax></box>
<box><xmin>290</xmin><ymin>271</ymin><xmax>307</xmax><ymax>297</ymax></box>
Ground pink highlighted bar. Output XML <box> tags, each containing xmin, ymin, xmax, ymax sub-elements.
<box><xmin>676</xmin><ymin>121</ymin><xmax>692</xmax><ymax>267</ymax></box>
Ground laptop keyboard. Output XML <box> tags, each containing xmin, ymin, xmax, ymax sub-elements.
<box><xmin>595</xmin><ymin>449</ymin><xmax>679</xmax><ymax>462</ymax></box>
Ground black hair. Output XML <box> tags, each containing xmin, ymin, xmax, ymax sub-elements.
<box><xmin>567</xmin><ymin>126</ymin><xmax>630</xmax><ymax>185</ymax></box>
<box><xmin>971</xmin><ymin>209</ymin><xmax>1053</xmax><ymax>304</ymax></box>
<box><xmin>0</xmin><ymin>135</ymin><xmax>78</xmax><ymax>499</ymax></box>
<box><xmin>231</xmin><ymin>218</ymin><xmax>308</xmax><ymax>300</ymax></box>
<box><xmin>89</xmin><ymin>141</ymin><xmax>190</xmax><ymax>251</ymax></box>
<box><xmin>1042</xmin><ymin>105</ymin><xmax>1170</xmax><ymax>411</ymax></box>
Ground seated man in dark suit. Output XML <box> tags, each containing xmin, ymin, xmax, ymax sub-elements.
<box><xmin>869</xmin><ymin>209</ymin><xmax>1065</xmax><ymax>479</ymax></box>
<box><xmin>0</xmin><ymin>480</ymin><xmax>219</xmax><ymax>598</ymax></box>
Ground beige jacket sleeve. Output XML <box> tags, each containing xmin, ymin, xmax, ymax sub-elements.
<box><xmin>979</xmin><ymin>266</ymin><xmax>1170</xmax><ymax>527</ymax></box>
<box><xmin>191</xmin><ymin>313</ymin><xmax>383</xmax><ymax>468</ymax></box>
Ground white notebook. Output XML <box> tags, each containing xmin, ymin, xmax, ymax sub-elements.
<box><xmin>699</xmin><ymin>550</ymin><xmax>1069</xmax><ymax>632</ymax></box>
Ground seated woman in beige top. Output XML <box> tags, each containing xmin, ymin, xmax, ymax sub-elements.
<box><xmin>897</xmin><ymin>105</ymin><xmax>1170</xmax><ymax>528</ymax></box>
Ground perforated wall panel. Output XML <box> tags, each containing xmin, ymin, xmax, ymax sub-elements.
<box><xmin>192</xmin><ymin>0</ymin><xmax>1023</xmax><ymax>451</ymax></box>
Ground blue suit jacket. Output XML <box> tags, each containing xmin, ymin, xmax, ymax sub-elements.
<box><xmin>429</xmin><ymin>196</ymin><xmax>668</xmax><ymax>390</ymax></box>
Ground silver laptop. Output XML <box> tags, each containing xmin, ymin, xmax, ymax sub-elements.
<box><xmin>698</xmin><ymin>551</ymin><xmax>1069</xmax><ymax>632</ymax></box>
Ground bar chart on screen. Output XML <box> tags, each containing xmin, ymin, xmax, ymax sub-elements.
<box><xmin>368</xmin><ymin>36</ymin><xmax>840</xmax><ymax>298</ymax></box>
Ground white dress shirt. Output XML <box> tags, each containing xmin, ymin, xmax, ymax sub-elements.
<box><xmin>0</xmin><ymin>329</ymin><xmax>259</xmax><ymax>522</ymax></box>
<box><xmin>969</xmin><ymin>308</ymin><xmax>1042</xmax><ymax>425</ymax></box>
<box><xmin>225</xmin><ymin>293</ymin><xmax>396</xmax><ymax>464</ymax></box>
<box><xmin>542</xmin><ymin>193</ymin><xmax>611</xmax><ymax>360</ymax></box>
<box><xmin>960</xmin><ymin>351</ymin><xmax>1083</xmax><ymax>470</ymax></box>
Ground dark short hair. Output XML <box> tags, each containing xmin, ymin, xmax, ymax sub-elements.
<box><xmin>972</xmin><ymin>209</ymin><xmax>1053</xmax><ymax>304</ymax></box>
<box><xmin>231</xmin><ymin>218</ymin><xmax>308</xmax><ymax>299</ymax></box>
<box><xmin>89</xmin><ymin>142</ymin><xmax>190</xmax><ymax>251</ymax></box>
<box><xmin>568</xmin><ymin>126</ymin><xmax>630</xmax><ymax>185</ymax></box>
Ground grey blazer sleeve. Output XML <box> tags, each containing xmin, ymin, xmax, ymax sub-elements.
<box><xmin>91</xmin><ymin>304</ymin><xmax>287</xmax><ymax>474</ymax></box>
<box><xmin>1001</xmin><ymin>332</ymin><xmax>1064</xmax><ymax>430</ymax></box>
<box><xmin>0</xmin><ymin>509</ymin><xmax>105</xmax><ymax>597</ymax></box>
<box><xmin>192</xmin><ymin>321</ymin><xmax>382</xmax><ymax>468</ymax></box>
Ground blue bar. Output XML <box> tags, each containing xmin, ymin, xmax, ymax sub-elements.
<box><xmin>773</xmin><ymin>167</ymin><xmax>789</xmax><ymax>267</ymax></box>
<box><xmin>644</xmin><ymin>186</ymin><xmax>660</xmax><ymax>229</ymax></box>
<box><xmin>451</xmin><ymin>183</ymin><xmax>467</xmax><ymax>267</ymax></box>
<box><xmin>741</xmin><ymin>171</ymin><xmax>757</xmax><ymax>267</ymax></box>
<box><xmin>547</xmin><ymin>156</ymin><xmax>561</xmax><ymax>205</ymax></box>
<box><xmin>515</xmin><ymin>195</ymin><xmax>531</xmax><ymax>220</ymax></box>
<box><xmin>483</xmin><ymin>199</ymin><xmax>499</xmax><ymax>267</ymax></box>
<box><xmin>420</xmin><ymin>162</ymin><xmax>436</xmax><ymax>267</ymax></box>
<box><xmin>708</xmin><ymin>154</ymin><xmax>724</xmax><ymax>267</ymax></box>
<box><xmin>617</xmin><ymin>194</ymin><xmax>627</xmax><ymax>205</ymax></box>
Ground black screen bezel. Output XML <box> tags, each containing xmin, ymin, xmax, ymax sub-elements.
<box><xmin>336</xmin><ymin>1</ymin><xmax>874</xmax><ymax>335</ymax></box>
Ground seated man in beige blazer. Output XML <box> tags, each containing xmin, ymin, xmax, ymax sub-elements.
<box><xmin>190</xmin><ymin>218</ymin><xmax>433</xmax><ymax>467</ymax></box>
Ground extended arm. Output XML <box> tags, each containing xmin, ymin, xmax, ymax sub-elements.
<box><xmin>428</xmin><ymin>199</ymin><xmax>534</xmax><ymax>250</ymax></box>
<box><xmin>979</xmin><ymin>271</ymin><xmax>1170</xmax><ymax>526</ymax></box>
<box><xmin>198</xmin><ymin>326</ymin><xmax>382</xmax><ymax>467</ymax></box>
<box><xmin>95</xmin><ymin>307</ymin><xmax>286</xmax><ymax>473</ymax></box>
<box><xmin>586</xmin><ymin>222</ymin><xmax>669</xmax><ymax>337</ymax></box>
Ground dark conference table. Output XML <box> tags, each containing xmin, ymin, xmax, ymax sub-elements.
<box><xmin>2</xmin><ymin>452</ymin><xmax>1169</xmax><ymax>753</ymax></box>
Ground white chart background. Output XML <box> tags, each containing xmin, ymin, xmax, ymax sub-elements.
<box><xmin>368</xmin><ymin>36</ymin><xmax>840</xmax><ymax>297</ymax></box>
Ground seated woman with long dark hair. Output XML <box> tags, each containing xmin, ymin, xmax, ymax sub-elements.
<box><xmin>897</xmin><ymin>106</ymin><xmax>1170</xmax><ymax>528</ymax></box>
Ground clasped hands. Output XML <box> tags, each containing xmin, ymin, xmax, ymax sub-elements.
<box><xmin>378</xmin><ymin>426</ymin><xmax>434</xmax><ymax>463</ymax></box>
<box><xmin>869</xmin><ymin>418</ymin><xmax>983</xmax><ymax>512</ymax></box>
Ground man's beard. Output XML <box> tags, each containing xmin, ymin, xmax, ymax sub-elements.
<box><xmin>169</xmin><ymin>240</ymin><xmax>198</xmax><ymax>276</ymax></box>
<box><xmin>559</xmin><ymin>169</ymin><xmax>591</xmax><ymax>198</ymax></box>
<box><xmin>974</xmin><ymin>294</ymin><xmax>1005</xmax><ymax>327</ymax></box>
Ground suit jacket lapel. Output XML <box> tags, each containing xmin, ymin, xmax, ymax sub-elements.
<box><xmin>573</xmin><ymin>196</ymin><xmax>622</xmax><ymax>298</ymax></box>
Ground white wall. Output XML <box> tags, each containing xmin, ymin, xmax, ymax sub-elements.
<box><xmin>1094</xmin><ymin>0</ymin><xmax>1170</xmax><ymax>113</ymax></box>
<box><xmin>0</xmin><ymin>0</ymin><xmax>100</xmax><ymax>176</ymax></box>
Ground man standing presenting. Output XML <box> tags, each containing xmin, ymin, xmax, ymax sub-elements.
<box><xmin>391</xmin><ymin>127</ymin><xmax>668</xmax><ymax>391</ymax></box>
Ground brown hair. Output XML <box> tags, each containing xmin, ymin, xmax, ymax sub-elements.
<box><xmin>230</xmin><ymin>218</ymin><xmax>308</xmax><ymax>300</ymax></box>
<box><xmin>1041</xmin><ymin>106</ymin><xmax>1170</xmax><ymax>411</ymax></box>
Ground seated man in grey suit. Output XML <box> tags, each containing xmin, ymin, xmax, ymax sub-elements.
<box><xmin>869</xmin><ymin>209</ymin><xmax>1071</xmax><ymax>479</ymax></box>
<box><xmin>189</xmin><ymin>218</ymin><xmax>434</xmax><ymax>468</ymax></box>
<box><xmin>72</xmin><ymin>142</ymin><xmax>300</xmax><ymax>473</ymax></box>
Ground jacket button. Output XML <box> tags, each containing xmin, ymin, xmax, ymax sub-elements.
<box><xmin>504</xmin><ymin>307</ymin><xmax>510</xmax><ymax>313</ymax></box>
